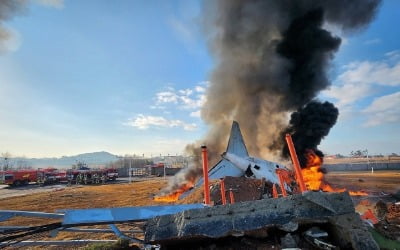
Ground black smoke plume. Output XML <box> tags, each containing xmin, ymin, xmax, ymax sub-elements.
<box><xmin>276</xmin><ymin>8</ymin><xmax>341</xmax><ymax>109</ymax></box>
<box><xmin>164</xmin><ymin>0</ymin><xmax>381</xmax><ymax>193</ymax></box>
<box><xmin>281</xmin><ymin>101</ymin><xmax>339</xmax><ymax>167</ymax></box>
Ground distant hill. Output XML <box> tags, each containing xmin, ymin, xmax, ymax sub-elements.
<box><xmin>9</xmin><ymin>151</ymin><xmax>119</xmax><ymax>168</ymax></box>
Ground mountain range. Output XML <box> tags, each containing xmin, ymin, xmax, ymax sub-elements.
<box><xmin>6</xmin><ymin>151</ymin><xmax>120</xmax><ymax>168</ymax></box>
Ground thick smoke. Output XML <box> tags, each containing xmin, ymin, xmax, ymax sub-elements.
<box><xmin>202</xmin><ymin>0</ymin><xmax>380</xmax><ymax>157</ymax></box>
<box><xmin>281</xmin><ymin>101</ymin><xmax>339</xmax><ymax>167</ymax></box>
<box><xmin>165</xmin><ymin>0</ymin><xmax>380</xmax><ymax>192</ymax></box>
<box><xmin>276</xmin><ymin>8</ymin><xmax>341</xmax><ymax>109</ymax></box>
<box><xmin>0</xmin><ymin>0</ymin><xmax>27</xmax><ymax>53</ymax></box>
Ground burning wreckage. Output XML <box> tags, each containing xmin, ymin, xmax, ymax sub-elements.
<box><xmin>1</xmin><ymin>121</ymin><xmax>394</xmax><ymax>249</ymax></box>
<box><xmin>148</xmin><ymin>121</ymin><xmax>380</xmax><ymax>249</ymax></box>
<box><xmin>0</xmin><ymin>0</ymin><xmax>396</xmax><ymax>248</ymax></box>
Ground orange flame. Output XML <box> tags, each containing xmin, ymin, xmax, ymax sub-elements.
<box><xmin>301</xmin><ymin>150</ymin><xmax>367</xmax><ymax>196</ymax></box>
<box><xmin>154</xmin><ymin>182</ymin><xmax>194</xmax><ymax>202</ymax></box>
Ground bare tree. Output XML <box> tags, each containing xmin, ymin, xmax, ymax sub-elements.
<box><xmin>350</xmin><ymin>150</ymin><xmax>367</xmax><ymax>158</ymax></box>
<box><xmin>1</xmin><ymin>152</ymin><xmax>13</xmax><ymax>171</ymax></box>
<box><xmin>16</xmin><ymin>159</ymin><xmax>29</xmax><ymax>169</ymax></box>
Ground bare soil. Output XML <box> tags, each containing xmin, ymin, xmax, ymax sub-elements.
<box><xmin>0</xmin><ymin>178</ymin><xmax>168</xmax><ymax>244</ymax></box>
<box><xmin>0</xmin><ymin>171</ymin><xmax>399</xmax><ymax>245</ymax></box>
<box><xmin>324</xmin><ymin>170</ymin><xmax>400</xmax><ymax>194</ymax></box>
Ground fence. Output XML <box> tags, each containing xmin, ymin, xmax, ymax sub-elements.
<box><xmin>322</xmin><ymin>162</ymin><xmax>400</xmax><ymax>172</ymax></box>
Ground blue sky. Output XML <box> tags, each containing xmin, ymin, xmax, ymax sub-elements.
<box><xmin>0</xmin><ymin>0</ymin><xmax>399</xmax><ymax>157</ymax></box>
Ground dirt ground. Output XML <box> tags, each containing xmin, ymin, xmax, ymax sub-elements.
<box><xmin>0</xmin><ymin>178</ymin><xmax>169</xmax><ymax>245</ymax></box>
<box><xmin>325</xmin><ymin>170</ymin><xmax>400</xmax><ymax>194</ymax></box>
<box><xmin>0</xmin><ymin>178</ymin><xmax>169</xmax><ymax>212</ymax></box>
<box><xmin>0</xmin><ymin>171</ymin><xmax>399</xmax><ymax>246</ymax></box>
<box><xmin>0</xmin><ymin>184</ymin><xmax>67</xmax><ymax>200</ymax></box>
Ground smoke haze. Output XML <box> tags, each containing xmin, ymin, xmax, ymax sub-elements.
<box><xmin>0</xmin><ymin>0</ymin><xmax>27</xmax><ymax>53</ymax></box>
<box><xmin>202</xmin><ymin>0</ymin><xmax>380</xmax><ymax>158</ymax></box>
<box><xmin>164</xmin><ymin>0</ymin><xmax>381</xmax><ymax>192</ymax></box>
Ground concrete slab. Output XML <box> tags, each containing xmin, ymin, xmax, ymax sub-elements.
<box><xmin>145</xmin><ymin>192</ymin><xmax>378</xmax><ymax>250</ymax></box>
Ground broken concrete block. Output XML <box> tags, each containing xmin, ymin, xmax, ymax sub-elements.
<box><xmin>145</xmin><ymin>192</ymin><xmax>378</xmax><ymax>249</ymax></box>
<box><xmin>328</xmin><ymin>213</ymin><xmax>379</xmax><ymax>250</ymax></box>
<box><xmin>280</xmin><ymin>233</ymin><xmax>297</xmax><ymax>248</ymax></box>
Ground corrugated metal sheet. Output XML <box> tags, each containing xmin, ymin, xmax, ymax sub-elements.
<box><xmin>62</xmin><ymin>204</ymin><xmax>204</xmax><ymax>225</ymax></box>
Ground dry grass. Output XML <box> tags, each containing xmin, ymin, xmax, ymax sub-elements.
<box><xmin>1</xmin><ymin>171</ymin><xmax>399</xmax><ymax>246</ymax></box>
<box><xmin>0</xmin><ymin>179</ymin><xmax>168</xmax><ymax>212</ymax></box>
<box><xmin>0</xmin><ymin>178</ymin><xmax>169</xmax><ymax>244</ymax></box>
<box><xmin>325</xmin><ymin>170</ymin><xmax>400</xmax><ymax>193</ymax></box>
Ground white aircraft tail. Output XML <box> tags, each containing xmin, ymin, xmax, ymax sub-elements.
<box><xmin>226</xmin><ymin>121</ymin><xmax>249</xmax><ymax>157</ymax></box>
<box><xmin>184</xmin><ymin>121</ymin><xmax>248</xmax><ymax>195</ymax></box>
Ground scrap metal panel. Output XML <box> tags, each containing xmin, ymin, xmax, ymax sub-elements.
<box><xmin>62</xmin><ymin>204</ymin><xmax>204</xmax><ymax>225</ymax></box>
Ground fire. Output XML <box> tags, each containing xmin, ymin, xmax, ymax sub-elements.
<box><xmin>301</xmin><ymin>150</ymin><xmax>367</xmax><ymax>196</ymax></box>
<box><xmin>154</xmin><ymin>182</ymin><xmax>194</xmax><ymax>202</ymax></box>
<box><xmin>348</xmin><ymin>190</ymin><xmax>368</xmax><ymax>196</ymax></box>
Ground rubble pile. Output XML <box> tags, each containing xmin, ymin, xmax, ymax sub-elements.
<box><xmin>373</xmin><ymin>201</ymin><xmax>400</xmax><ymax>242</ymax></box>
<box><xmin>178</xmin><ymin>176</ymin><xmax>286</xmax><ymax>205</ymax></box>
<box><xmin>386</xmin><ymin>202</ymin><xmax>400</xmax><ymax>224</ymax></box>
<box><xmin>210</xmin><ymin>176</ymin><xmax>266</xmax><ymax>205</ymax></box>
<box><xmin>145</xmin><ymin>192</ymin><xmax>379</xmax><ymax>249</ymax></box>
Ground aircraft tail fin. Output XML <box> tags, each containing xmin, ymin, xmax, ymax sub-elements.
<box><xmin>226</xmin><ymin>121</ymin><xmax>249</xmax><ymax>157</ymax></box>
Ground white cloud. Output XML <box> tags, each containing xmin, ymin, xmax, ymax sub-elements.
<box><xmin>179</xmin><ymin>95</ymin><xmax>204</xmax><ymax>109</ymax></box>
<box><xmin>138</xmin><ymin>82</ymin><xmax>207</xmax><ymax>131</ymax></box>
<box><xmin>156</xmin><ymin>91</ymin><xmax>178</xmax><ymax>104</ymax></box>
<box><xmin>150</xmin><ymin>105</ymin><xmax>166</xmax><ymax>110</ymax></box>
<box><xmin>179</xmin><ymin>88</ymin><xmax>193</xmax><ymax>96</ymax></box>
<box><xmin>324</xmin><ymin>57</ymin><xmax>400</xmax><ymax>107</ymax></box>
<box><xmin>334</xmin><ymin>105</ymin><xmax>358</xmax><ymax>122</ymax></box>
<box><xmin>322</xmin><ymin>54</ymin><xmax>400</xmax><ymax>126</ymax></box>
<box><xmin>33</xmin><ymin>0</ymin><xmax>64</xmax><ymax>9</ymax></box>
<box><xmin>323</xmin><ymin>83</ymin><xmax>374</xmax><ymax>108</ymax></box>
<box><xmin>323</xmin><ymin>23</ymin><xmax>349</xmax><ymax>46</ymax></box>
<box><xmin>338</xmin><ymin>61</ymin><xmax>400</xmax><ymax>87</ymax></box>
<box><xmin>362</xmin><ymin>92</ymin><xmax>400</xmax><ymax>127</ymax></box>
<box><xmin>198</xmin><ymin>81</ymin><xmax>210</xmax><ymax>86</ymax></box>
<box><xmin>364</xmin><ymin>38</ymin><xmax>381</xmax><ymax>45</ymax></box>
<box><xmin>190</xmin><ymin>110</ymin><xmax>200</xmax><ymax>118</ymax></box>
<box><xmin>341</xmin><ymin>37</ymin><xmax>349</xmax><ymax>46</ymax></box>
<box><xmin>125</xmin><ymin>114</ymin><xmax>197</xmax><ymax>131</ymax></box>
<box><xmin>154</xmin><ymin>85</ymin><xmax>206</xmax><ymax>110</ymax></box>
<box><xmin>194</xmin><ymin>85</ymin><xmax>206</xmax><ymax>93</ymax></box>
<box><xmin>385</xmin><ymin>50</ymin><xmax>400</xmax><ymax>61</ymax></box>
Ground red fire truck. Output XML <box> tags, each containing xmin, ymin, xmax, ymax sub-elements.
<box><xmin>0</xmin><ymin>168</ymin><xmax>68</xmax><ymax>186</ymax></box>
<box><xmin>36</xmin><ymin>168</ymin><xmax>68</xmax><ymax>185</ymax></box>
<box><xmin>106</xmin><ymin>168</ymin><xmax>118</xmax><ymax>181</ymax></box>
<box><xmin>66</xmin><ymin>168</ymin><xmax>118</xmax><ymax>185</ymax></box>
<box><xmin>0</xmin><ymin>167</ymin><xmax>117</xmax><ymax>186</ymax></box>
<box><xmin>2</xmin><ymin>169</ymin><xmax>39</xmax><ymax>186</ymax></box>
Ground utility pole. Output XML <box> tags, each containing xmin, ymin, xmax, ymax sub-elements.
<box><xmin>1</xmin><ymin>159</ymin><xmax>3</xmax><ymax>184</ymax></box>
<box><xmin>129</xmin><ymin>158</ymin><xmax>132</xmax><ymax>183</ymax></box>
<box><xmin>163</xmin><ymin>162</ymin><xmax>166</xmax><ymax>179</ymax></box>
<box><xmin>1</xmin><ymin>157</ymin><xmax>8</xmax><ymax>184</ymax></box>
<box><xmin>366</xmin><ymin>149</ymin><xmax>372</xmax><ymax>173</ymax></box>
